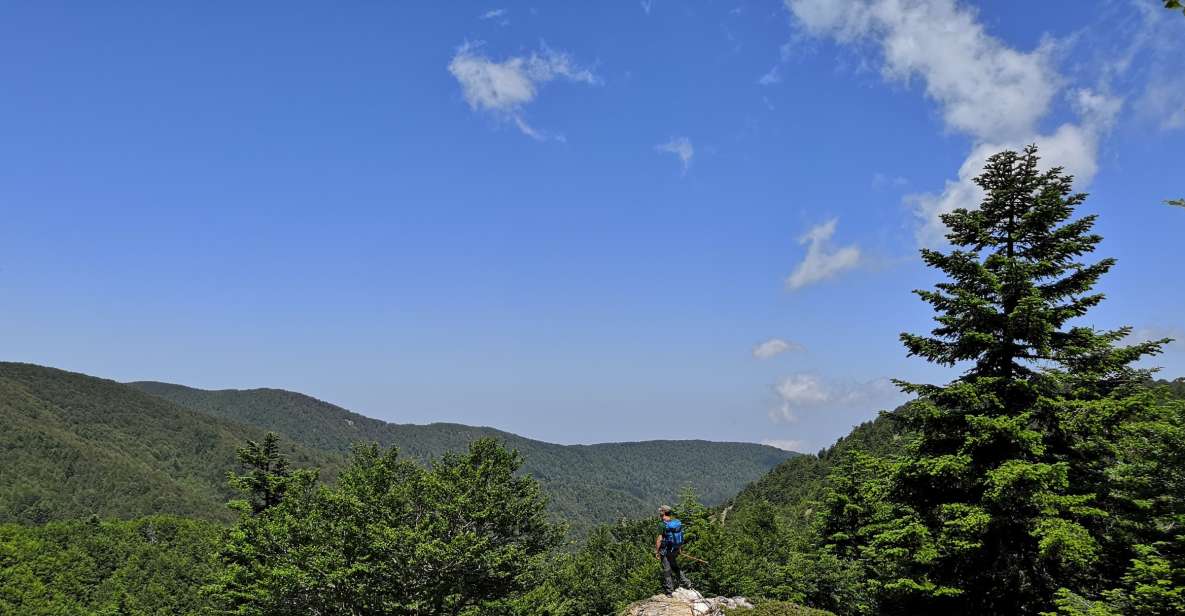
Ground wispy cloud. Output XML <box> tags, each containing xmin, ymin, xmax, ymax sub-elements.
<box><xmin>872</xmin><ymin>172</ymin><xmax>908</xmax><ymax>189</ymax></box>
<box><xmin>784</xmin><ymin>0</ymin><xmax>1121</xmax><ymax>247</ymax></box>
<box><xmin>757</xmin><ymin>66</ymin><xmax>782</xmax><ymax>85</ymax></box>
<box><xmin>641</xmin><ymin>1</ymin><xmax>654</xmax><ymax>15</ymax></box>
<box><xmin>1127</xmin><ymin>326</ymin><xmax>1185</xmax><ymax>351</ymax></box>
<box><xmin>761</xmin><ymin>438</ymin><xmax>806</xmax><ymax>452</ymax></box>
<box><xmin>769</xmin><ymin>374</ymin><xmax>902</xmax><ymax>423</ymax></box>
<box><xmin>1139</xmin><ymin>78</ymin><xmax>1185</xmax><ymax>130</ymax></box>
<box><xmin>785</xmin><ymin>219</ymin><xmax>861</xmax><ymax>290</ymax></box>
<box><xmin>655</xmin><ymin>136</ymin><xmax>694</xmax><ymax>173</ymax></box>
<box><xmin>478</xmin><ymin>8</ymin><xmax>508</xmax><ymax>21</ymax></box>
<box><xmin>448</xmin><ymin>42</ymin><xmax>600</xmax><ymax>140</ymax></box>
<box><xmin>753</xmin><ymin>338</ymin><xmax>805</xmax><ymax>359</ymax></box>
<box><xmin>757</xmin><ymin>42</ymin><xmax>794</xmax><ymax>86</ymax></box>
<box><xmin>1109</xmin><ymin>1</ymin><xmax>1185</xmax><ymax>131</ymax></box>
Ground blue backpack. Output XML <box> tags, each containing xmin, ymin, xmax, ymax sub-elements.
<box><xmin>662</xmin><ymin>519</ymin><xmax>685</xmax><ymax>552</ymax></box>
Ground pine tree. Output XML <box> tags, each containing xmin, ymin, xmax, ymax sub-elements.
<box><xmin>227</xmin><ymin>432</ymin><xmax>295</xmax><ymax>514</ymax></box>
<box><xmin>871</xmin><ymin>145</ymin><xmax>1165</xmax><ymax>614</ymax></box>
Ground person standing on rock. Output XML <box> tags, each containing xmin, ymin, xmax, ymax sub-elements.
<box><xmin>654</xmin><ymin>505</ymin><xmax>692</xmax><ymax>595</ymax></box>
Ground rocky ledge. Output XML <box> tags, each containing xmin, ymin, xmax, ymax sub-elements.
<box><xmin>619</xmin><ymin>588</ymin><xmax>753</xmax><ymax>616</ymax></box>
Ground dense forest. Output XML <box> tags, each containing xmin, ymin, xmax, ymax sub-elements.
<box><xmin>3</xmin><ymin>145</ymin><xmax>1184</xmax><ymax>614</ymax></box>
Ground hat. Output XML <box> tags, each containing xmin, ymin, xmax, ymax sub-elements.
<box><xmin>658</xmin><ymin>505</ymin><xmax>672</xmax><ymax>515</ymax></box>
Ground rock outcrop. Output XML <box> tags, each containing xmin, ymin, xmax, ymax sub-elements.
<box><xmin>619</xmin><ymin>588</ymin><xmax>753</xmax><ymax>616</ymax></box>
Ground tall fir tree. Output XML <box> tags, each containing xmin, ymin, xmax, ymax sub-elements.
<box><xmin>226</xmin><ymin>432</ymin><xmax>297</xmax><ymax>515</ymax></box>
<box><xmin>868</xmin><ymin>145</ymin><xmax>1165</xmax><ymax>614</ymax></box>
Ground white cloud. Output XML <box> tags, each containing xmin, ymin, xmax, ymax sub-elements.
<box><xmin>783</xmin><ymin>0</ymin><xmax>1122</xmax><ymax>247</ymax></box>
<box><xmin>762</xmin><ymin>439</ymin><xmax>806</xmax><ymax>452</ymax></box>
<box><xmin>787</xmin><ymin>0</ymin><xmax>1055</xmax><ymax>142</ymax></box>
<box><xmin>1127</xmin><ymin>326</ymin><xmax>1185</xmax><ymax>351</ymax></box>
<box><xmin>908</xmin><ymin>89</ymin><xmax>1121</xmax><ymax>246</ymax></box>
<box><xmin>758</xmin><ymin>66</ymin><xmax>782</xmax><ymax>85</ymax></box>
<box><xmin>753</xmin><ymin>337</ymin><xmax>805</xmax><ymax>359</ymax></box>
<box><xmin>1139</xmin><ymin>78</ymin><xmax>1185</xmax><ymax>130</ymax></box>
<box><xmin>448</xmin><ymin>42</ymin><xmax>599</xmax><ymax>140</ymax></box>
<box><xmin>769</xmin><ymin>374</ymin><xmax>902</xmax><ymax>423</ymax></box>
<box><xmin>479</xmin><ymin>8</ymin><xmax>507</xmax><ymax>21</ymax></box>
<box><xmin>655</xmin><ymin>136</ymin><xmax>694</xmax><ymax>173</ymax></box>
<box><xmin>785</xmin><ymin>219</ymin><xmax>861</xmax><ymax>290</ymax></box>
<box><xmin>641</xmin><ymin>0</ymin><xmax>653</xmax><ymax>15</ymax></box>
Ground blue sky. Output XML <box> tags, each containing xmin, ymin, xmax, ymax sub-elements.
<box><xmin>1</xmin><ymin>1</ymin><xmax>1182</xmax><ymax>451</ymax></box>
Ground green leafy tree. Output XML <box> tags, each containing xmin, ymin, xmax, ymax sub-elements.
<box><xmin>0</xmin><ymin>516</ymin><xmax>220</xmax><ymax>615</ymax></box>
<box><xmin>1165</xmin><ymin>1</ymin><xmax>1184</xmax><ymax>16</ymax></box>
<box><xmin>1166</xmin><ymin>199</ymin><xmax>1184</xmax><ymax>208</ymax></box>
<box><xmin>209</xmin><ymin>437</ymin><xmax>560</xmax><ymax>615</ymax></box>
<box><xmin>853</xmin><ymin>145</ymin><xmax>1166</xmax><ymax>614</ymax></box>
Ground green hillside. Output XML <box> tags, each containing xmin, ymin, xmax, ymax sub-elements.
<box><xmin>128</xmin><ymin>381</ymin><xmax>793</xmax><ymax>530</ymax></box>
<box><xmin>0</xmin><ymin>362</ymin><xmax>791</xmax><ymax>535</ymax></box>
<box><xmin>0</xmin><ymin>362</ymin><xmax>339</xmax><ymax>524</ymax></box>
<box><xmin>726</xmin><ymin>407</ymin><xmax>909</xmax><ymax>514</ymax></box>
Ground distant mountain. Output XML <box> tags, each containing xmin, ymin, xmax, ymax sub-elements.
<box><xmin>127</xmin><ymin>381</ymin><xmax>794</xmax><ymax>534</ymax></box>
<box><xmin>0</xmin><ymin>361</ymin><xmax>793</xmax><ymax>535</ymax></box>
<box><xmin>0</xmin><ymin>362</ymin><xmax>339</xmax><ymax>524</ymax></box>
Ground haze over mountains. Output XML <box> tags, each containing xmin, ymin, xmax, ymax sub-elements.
<box><xmin>0</xmin><ymin>361</ymin><xmax>792</xmax><ymax>535</ymax></box>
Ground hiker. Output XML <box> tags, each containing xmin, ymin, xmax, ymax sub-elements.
<box><xmin>654</xmin><ymin>505</ymin><xmax>692</xmax><ymax>595</ymax></box>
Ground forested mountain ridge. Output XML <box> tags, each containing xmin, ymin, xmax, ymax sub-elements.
<box><xmin>127</xmin><ymin>381</ymin><xmax>794</xmax><ymax>529</ymax></box>
<box><xmin>0</xmin><ymin>362</ymin><xmax>792</xmax><ymax>533</ymax></box>
<box><xmin>0</xmin><ymin>362</ymin><xmax>339</xmax><ymax>524</ymax></box>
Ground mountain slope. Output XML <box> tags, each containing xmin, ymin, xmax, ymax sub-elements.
<box><xmin>727</xmin><ymin>408</ymin><xmax>909</xmax><ymax>514</ymax></box>
<box><xmin>127</xmin><ymin>381</ymin><xmax>794</xmax><ymax>529</ymax></box>
<box><xmin>728</xmin><ymin>380</ymin><xmax>1185</xmax><ymax>516</ymax></box>
<box><xmin>0</xmin><ymin>363</ymin><xmax>339</xmax><ymax>524</ymax></box>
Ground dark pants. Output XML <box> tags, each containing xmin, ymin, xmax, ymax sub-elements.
<box><xmin>660</xmin><ymin>549</ymin><xmax>691</xmax><ymax>593</ymax></box>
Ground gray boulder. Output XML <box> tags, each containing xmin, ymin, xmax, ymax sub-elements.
<box><xmin>619</xmin><ymin>588</ymin><xmax>753</xmax><ymax>616</ymax></box>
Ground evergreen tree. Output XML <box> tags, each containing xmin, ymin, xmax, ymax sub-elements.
<box><xmin>865</xmin><ymin>145</ymin><xmax>1165</xmax><ymax>614</ymax></box>
<box><xmin>1049</xmin><ymin>387</ymin><xmax>1185</xmax><ymax>615</ymax></box>
<box><xmin>226</xmin><ymin>432</ymin><xmax>296</xmax><ymax>515</ymax></box>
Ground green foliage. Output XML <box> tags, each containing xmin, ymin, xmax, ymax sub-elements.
<box><xmin>0</xmin><ymin>516</ymin><xmax>221</xmax><ymax>615</ymax></box>
<box><xmin>208</xmin><ymin>437</ymin><xmax>561</xmax><ymax>615</ymax></box>
<box><xmin>1165</xmin><ymin>1</ymin><xmax>1184</xmax><ymax>16</ymax></box>
<box><xmin>1166</xmin><ymin>198</ymin><xmax>1184</xmax><ymax>207</ymax></box>
<box><xmin>513</xmin><ymin>520</ymin><xmax>661</xmax><ymax>615</ymax></box>
<box><xmin>727</xmin><ymin>601</ymin><xmax>837</xmax><ymax>616</ymax></box>
<box><xmin>129</xmin><ymin>381</ymin><xmax>793</xmax><ymax>535</ymax></box>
